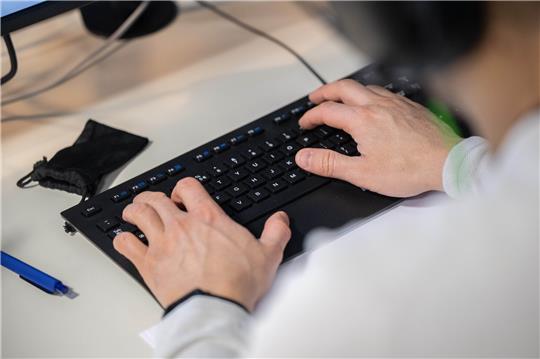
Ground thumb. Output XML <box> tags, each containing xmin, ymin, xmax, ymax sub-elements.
<box><xmin>113</xmin><ymin>232</ymin><xmax>148</xmax><ymax>271</ymax></box>
<box><xmin>260</xmin><ymin>211</ymin><xmax>292</xmax><ymax>262</ymax></box>
<box><xmin>295</xmin><ymin>148</ymin><xmax>359</xmax><ymax>182</ymax></box>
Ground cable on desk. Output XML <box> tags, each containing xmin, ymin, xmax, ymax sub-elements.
<box><xmin>197</xmin><ymin>1</ymin><xmax>327</xmax><ymax>85</ymax></box>
<box><xmin>1</xmin><ymin>34</ymin><xmax>18</xmax><ymax>85</ymax></box>
<box><xmin>1</xmin><ymin>2</ymin><xmax>149</xmax><ymax>107</ymax></box>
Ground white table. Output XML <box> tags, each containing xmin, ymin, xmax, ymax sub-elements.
<box><xmin>1</xmin><ymin>2</ymin><xmax>445</xmax><ymax>356</ymax></box>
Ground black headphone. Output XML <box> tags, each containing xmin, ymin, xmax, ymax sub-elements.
<box><xmin>331</xmin><ymin>1</ymin><xmax>486</xmax><ymax>70</ymax></box>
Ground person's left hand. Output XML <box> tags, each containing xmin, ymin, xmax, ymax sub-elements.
<box><xmin>112</xmin><ymin>177</ymin><xmax>291</xmax><ymax>311</ymax></box>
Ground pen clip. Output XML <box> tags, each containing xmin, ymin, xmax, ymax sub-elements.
<box><xmin>19</xmin><ymin>275</ymin><xmax>55</xmax><ymax>294</ymax></box>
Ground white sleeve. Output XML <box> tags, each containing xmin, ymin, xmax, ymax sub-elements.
<box><xmin>442</xmin><ymin>136</ymin><xmax>490</xmax><ymax>198</ymax></box>
<box><xmin>153</xmin><ymin>295</ymin><xmax>251</xmax><ymax>358</ymax></box>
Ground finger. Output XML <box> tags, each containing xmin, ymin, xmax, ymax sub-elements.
<box><xmin>171</xmin><ymin>177</ymin><xmax>227</xmax><ymax>220</ymax></box>
<box><xmin>299</xmin><ymin>101</ymin><xmax>357</xmax><ymax>132</ymax></box>
<box><xmin>259</xmin><ymin>211</ymin><xmax>291</xmax><ymax>261</ymax></box>
<box><xmin>309</xmin><ymin>79</ymin><xmax>380</xmax><ymax>106</ymax></box>
<box><xmin>133</xmin><ymin>191</ymin><xmax>185</xmax><ymax>225</ymax></box>
<box><xmin>123</xmin><ymin>202</ymin><xmax>164</xmax><ymax>240</ymax></box>
<box><xmin>366</xmin><ymin>84</ymin><xmax>394</xmax><ymax>97</ymax></box>
<box><xmin>113</xmin><ymin>232</ymin><xmax>148</xmax><ymax>270</ymax></box>
<box><xmin>295</xmin><ymin>148</ymin><xmax>363</xmax><ymax>183</ymax></box>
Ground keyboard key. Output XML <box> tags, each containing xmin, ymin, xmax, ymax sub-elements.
<box><xmin>228</xmin><ymin>168</ymin><xmax>249</xmax><ymax>181</ymax></box>
<box><xmin>226</xmin><ymin>183</ymin><xmax>249</xmax><ymax>197</ymax></box>
<box><xmin>130</xmin><ymin>180</ymin><xmax>148</xmax><ymax>194</ymax></box>
<box><xmin>246</xmin><ymin>159</ymin><xmax>267</xmax><ymax>173</ymax></box>
<box><xmin>134</xmin><ymin>231</ymin><xmax>148</xmax><ymax>245</ymax></box>
<box><xmin>314</xmin><ymin>126</ymin><xmax>334</xmax><ymax>139</ymax></box>
<box><xmin>230</xmin><ymin>196</ymin><xmax>252</xmax><ymax>212</ymax></box>
<box><xmin>247</xmin><ymin>126</ymin><xmax>264</xmax><ymax>136</ymax></box>
<box><xmin>306</xmin><ymin>100</ymin><xmax>316</xmax><ymax>109</ymax></box>
<box><xmin>212</xmin><ymin>142</ymin><xmax>230</xmax><ymax>154</ymax></box>
<box><xmin>224</xmin><ymin>154</ymin><xmax>246</xmax><ymax>168</ymax></box>
<box><xmin>296</xmin><ymin>133</ymin><xmax>318</xmax><ymax>147</ymax></box>
<box><xmin>262</xmin><ymin>166</ymin><xmax>283</xmax><ymax>180</ymax></box>
<box><xmin>194</xmin><ymin>174</ymin><xmax>210</xmax><ymax>183</ymax></box>
<box><xmin>282</xmin><ymin>142</ymin><xmax>301</xmax><ymax>156</ymax></box>
<box><xmin>107</xmin><ymin>227</ymin><xmax>125</xmax><ymax>239</ymax></box>
<box><xmin>266</xmin><ymin>179</ymin><xmax>288</xmax><ymax>193</ymax></box>
<box><xmin>245</xmin><ymin>174</ymin><xmax>265</xmax><ymax>188</ymax></box>
<box><xmin>194</xmin><ymin>149</ymin><xmax>212</xmax><ymax>163</ymax></box>
<box><xmin>317</xmin><ymin>140</ymin><xmax>336</xmax><ymax>149</ymax></box>
<box><xmin>280</xmin><ymin>157</ymin><xmax>297</xmax><ymax>171</ymax></box>
<box><xmin>273</xmin><ymin>113</ymin><xmax>291</xmax><ymax>125</ymax></box>
<box><xmin>290</xmin><ymin>105</ymin><xmax>306</xmax><ymax>117</ymax></box>
<box><xmin>208</xmin><ymin>163</ymin><xmax>227</xmax><ymax>177</ymax></box>
<box><xmin>330</xmin><ymin>132</ymin><xmax>350</xmax><ymax>145</ymax></box>
<box><xmin>283</xmin><ymin>170</ymin><xmax>306</xmax><ymax>184</ymax></box>
<box><xmin>245</xmin><ymin>146</ymin><xmax>263</xmax><ymax>159</ymax></box>
<box><xmin>247</xmin><ymin>188</ymin><xmax>270</xmax><ymax>202</ymax></box>
<box><xmin>204</xmin><ymin>183</ymin><xmax>215</xmax><ymax>194</ymax></box>
<box><xmin>209</xmin><ymin>176</ymin><xmax>231</xmax><ymax>191</ymax></box>
<box><xmin>261</xmin><ymin>138</ymin><xmax>281</xmax><ymax>151</ymax></box>
<box><xmin>263</xmin><ymin>150</ymin><xmax>284</xmax><ymax>164</ymax></box>
<box><xmin>213</xmin><ymin>192</ymin><xmax>231</xmax><ymax>205</ymax></box>
<box><xmin>279</xmin><ymin>129</ymin><xmax>299</xmax><ymax>142</ymax></box>
<box><xmin>97</xmin><ymin>218</ymin><xmax>119</xmax><ymax>232</ymax></box>
<box><xmin>166</xmin><ymin>163</ymin><xmax>184</xmax><ymax>176</ymax></box>
<box><xmin>111</xmin><ymin>190</ymin><xmax>130</xmax><ymax>203</ymax></box>
<box><xmin>337</xmin><ymin>142</ymin><xmax>359</xmax><ymax>156</ymax></box>
<box><xmin>81</xmin><ymin>205</ymin><xmax>101</xmax><ymax>217</ymax></box>
<box><xmin>229</xmin><ymin>134</ymin><xmax>247</xmax><ymax>146</ymax></box>
<box><xmin>148</xmin><ymin>172</ymin><xmax>166</xmax><ymax>185</ymax></box>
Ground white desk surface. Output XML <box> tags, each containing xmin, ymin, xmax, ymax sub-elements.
<box><xmin>1</xmin><ymin>2</ymin><xmax>446</xmax><ymax>357</ymax></box>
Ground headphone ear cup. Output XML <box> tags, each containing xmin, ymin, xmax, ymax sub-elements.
<box><xmin>80</xmin><ymin>1</ymin><xmax>178</xmax><ymax>39</ymax></box>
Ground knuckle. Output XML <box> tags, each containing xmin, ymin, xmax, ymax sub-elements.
<box><xmin>321</xmin><ymin>150</ymin><xmax>336</xmax><ymax>177</ymax></box>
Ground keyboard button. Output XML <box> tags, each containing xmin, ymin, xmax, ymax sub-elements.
<box><xmin>213</xmin><ymin>192</ymin><xmax>231</xmax><ymax>205</ymax></box>
<box><xmin>148</xmin><ymin>172</ymin><xmax>166</xmax><ymax>185</ymax></box>
<box><xmin>97</xmin><ymin>218</ymin><xmax>119</xmax><ymax>232</ymax></box>
<box><xmin>316</xmin><ymin>139</ymin><xmax>336</xmax><ymax>149</ymax></box>
<box><xmin>81</xmin><ymin>205</ymin><xmax>101</xmax><ymax>217</ymax></box>
<box><xmin>166</xmin><ymin>164</ymin><xmax>184</xmax><ymax>176</ymax></box>
<box><xmin>130</xmin><ymin>180</ymin><xmax>148</xmax><ymax>194</ymax></box>
<box><xmin>245</xmin><ymin>174</ymin><xmax>265</xmax><ymax>188</ymax></box>
<box><xmin>263</xmin><ymin>150</ymin><xmax>284</xmax><ymax>164</ymax></box>
<box><xmin>229</xmin><ymin>134</ymin><xmax>247</xmax><ymax>146</ymax></box>
<box><xmin>230</xmin><ymin>196</ymin><xmax>252</xmax><ymax>212</ymax></box>
<box><xmin>208</xmin><ymin>163</ymin><xmax>227</xmax><ymax>177</ymax></box>
<box><xmin>209</xmin><ymin>176</ymin><xmax>231</xmax><ymax>191</ymax></box>
<box><xmin>306</xmin><ymin>100</ymin><xmax>316</xmax><ymax>109</ymax></box>
<box><xmin>330</xmin><ymin>132</ymin><xmax>350</xmax><ymax>145</ymax></box>
<box><xmin>194</xmin><ymin>174</ymin><xmax>210</xmax><ymax>183</ymax></box>
<box><xmin>266</xmin><ymin>179</ymin><xmax>288</xmax><ymax>193</ymax></box>
<box><xmin>296</xmin><ymin>133</ymin><xmax>318</xmax><ymax>147</ymax></box>
<box><xmin>134</xmin><ymin>231</ymin><xmax>148</xmax><ymax>245</ymax></box>
<box><xmin>261</xmin><ymin>138</ymin><xmax>281</xmax><ymax>151</ymax></box>
<box><xmin>283</xmin><ymin>170</ymin><xmax>306</xmax><ymax>184</ymax></box>
<box><xmin>245</xmin><ymin>146</ymin><xmax>263</xmax><ymax>159</ymax></box>
<box><xmin>212</xmin><ymin>142</ymin><xmax>230</xmax><ymax>154</ymax></box>
<box><xmin>278</xmin><ymin>129</ymin><xmax>299</xmax><ymax>142</ymax></box>
<box><xmin>247</xmin><ymin>126</ymin><xmax>264</xmax><ymax>136</ymax></box>
<box><xmin>246</xmin><ymin>159</ymin><xmax>267</xmax><ymax>173</ymax></box>
<box><xmin>273</xmin><ymin>113</ymin><xmax>291</xmax><ymax>125</ymax></box>
<box><xmin>314</xmin><ymin>126</ymin><xmax>334</xmax><ymax>139</ymax></box>
<box><xmin>194</xmin><ymin>149</ymin><xmax>212</xmax><ymax>163</ymax></box>
<box><xmin>290</xmin><ymin>105</ymin><xmax>306</xmax><ymax>117</ymax></box>
<box><xmin>337</xmin><ymin>142</ymin><xmax>359</xmax><ymax>156</ymax></box>
<box><xmin>282</xmin><ymin>142</ymin><xmax>301</xmax><ymax>156</ymax></box>
<box><xmin>204</xmin><ymin>183</ymin><xmax>215</xmax><ymax>194</ymax></box>
<box><xmin>227</xmin><ymin>168</ymin><xmax>249</xmax><ymax>181</ymax></box>
<box><xmin>247</xmin><ymin>188</ymin><xmax>270</xmax><ymax>202</ymax></box>
<box><xmin>262</xmin><ymin>166</ymin><xmax>283</xmax><ymax>180</ymax></box>
<box><xmin>280</xmin><ymin>157</ymin><xmax>297</xmax><ymax>171</ymax></box>
<box><xmin>224</xmin><ymin>154</ymin><xmax>246</xmax><ymax>168</ymax></box>
<box><xmin>107</xmin><ymin>227</ymin><xmax>125</xmax><ymax>239</ymax></box>
<box><xmin>226</xmin><ymin>183</ymin><xmax>249</xmax><ymax>197</ymax></box>
<box><xmin>111</xmin><ymin>190</ymin><xmax>130</xmax><ymax>203</ymax></box>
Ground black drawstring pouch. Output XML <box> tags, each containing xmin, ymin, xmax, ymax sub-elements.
<box><xmin>17</xmin><ymin>119</ymin><xmax>149</xmax><ymax>200</ymax></box>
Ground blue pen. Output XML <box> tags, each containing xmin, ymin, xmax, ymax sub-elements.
<box><xmin>1</xmin><ymin>251</ymin><xmax>69</xmax><ymax>295</ymax></box>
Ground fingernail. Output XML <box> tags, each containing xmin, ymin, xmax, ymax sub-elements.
<box><xmin>277</xmin><ymin>211</ymin><xmax>289</xmax><ymax>225</ymax></box>
<box><xmin>296</xmin><ymin>149</ymin><xmax>311</xmax><ymax>169</ymax></box>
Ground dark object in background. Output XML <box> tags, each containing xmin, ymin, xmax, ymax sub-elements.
<box><xmin>17</xmin><ymin>119</ymin><xmax>149</xmax><ymax>199</ymax></box>
<box><xmin>331</xmin><ymin>1</ymin><xmax>486</xmax><ymax>70</ymax></box>
<box><xmin>80</xmin><ymin>1</ymin><xmax>178</xmax><ymax>39</ymax></box>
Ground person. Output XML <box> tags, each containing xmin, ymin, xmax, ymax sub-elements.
<box><xmin>112</xmin><ymin>2</ymin><xmax>539</xmax><ymax>357</ymax></box>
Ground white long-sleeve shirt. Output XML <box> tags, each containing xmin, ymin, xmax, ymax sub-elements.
<box><xmin>152</xmin><ymin>110</ymin><xmax>539</xmax><ymax>357</ymax></box>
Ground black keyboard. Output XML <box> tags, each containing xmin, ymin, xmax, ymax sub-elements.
<box><xmin>61</xmin><ymin>64</ymin><xmax>427</xmax><ymax>295</ymax></box>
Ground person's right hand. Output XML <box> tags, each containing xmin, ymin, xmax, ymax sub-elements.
<box><xmin>295</xmin><ymin>80</ymin><xmax>462</xmax><ymax>198</ymax></box>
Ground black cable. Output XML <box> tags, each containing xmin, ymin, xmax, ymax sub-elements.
<box><xmin>2</xmin><ymin>34</ymin><xmax>18</xmax><ymax>85</ymax></box>
<box><xmin>197</xmin><ymin>1</ymin><xmax>327</xmax><ymax>85</ymax></box>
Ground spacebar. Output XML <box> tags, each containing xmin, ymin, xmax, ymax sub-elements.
<box><xmin>230</xmin><ymin>175</ymin><xmax>331</xmax><ymax>225</ymax></box>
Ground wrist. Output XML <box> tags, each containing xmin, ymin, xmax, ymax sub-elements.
<box><xmin>163</xmin><ymin>288</ymin><xmax>251</xmax><ymax>317</ymax></box>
